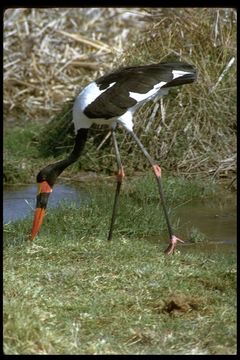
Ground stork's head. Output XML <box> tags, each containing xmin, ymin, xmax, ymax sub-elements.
<box><xmin>30</xmin><ymin>164</ymin><xmax>58</xmax><ymax>241</ymax></box>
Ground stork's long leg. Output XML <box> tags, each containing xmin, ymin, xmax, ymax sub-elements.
<box><xmin>130</xmin><ymin>130</ymin><xmax>184</xmax><ymax>254</ymax></box>
<box><xmin>107</xmin><ymin>129</ymin><xmax>125</xmax><ymax>241</ymax></box>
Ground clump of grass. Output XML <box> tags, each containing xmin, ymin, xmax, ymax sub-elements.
<box><xmin>187</xmin><ymin>226</ymin><xmax>208</xmax><ymax>244</ymax></box>
<box><xmin>3</xmin><ymin>123</ymin><xmax>43</xmax><ymax>184</ymax></box>
<box><xmin>34</xmin><ymin>8</ymin><xmax>236</xmax><ymax>179</ymax></box>
<box><xmin>119</xmin><ymin>8</ymin><xmax>236</xmax><ymax>177</ymax></box>
<box><xmin>36</xmin><ymin>101</ymin><xmax>75</xmax><ymax>158</ymax></box>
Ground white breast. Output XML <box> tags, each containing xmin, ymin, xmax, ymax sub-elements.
<box><xmin>72</xmin><ymin>81</ymin><xmax>116</xmax><ymax>133</ymax></box>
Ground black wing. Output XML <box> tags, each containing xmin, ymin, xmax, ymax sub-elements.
<box><xmin>84</xmin><ymin>62</ymin><xmax>197</xmax><ymax>119</ymax></box>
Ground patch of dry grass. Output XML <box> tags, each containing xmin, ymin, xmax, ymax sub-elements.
<box><xmin>4</xmin><ymin>8</ymin><xmax>145</xmax><ymax>120</ymax></box>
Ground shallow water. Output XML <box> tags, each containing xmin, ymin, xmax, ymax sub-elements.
<box><xmin>3</xmin><ymin>182</ymin><xmax>236</xmax><ymax>252</ymax></box>
<box><xmin>173</xmin><ymin>195</ymin><xmax>236</xmax><ymax>243</ymax></box>
<box><xmin>3</xmin><ymin>183</ymin><xmax>89</xmax><ymax>224</ymax></box>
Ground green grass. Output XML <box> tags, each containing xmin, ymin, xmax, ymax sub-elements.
<box><xmin>3</xmin><ymin>236</ymin><xmax>236</xmax><ymax>355</ymax></box>
<box><xmin>3</xmin><ymin>123</ymin><xmax>45</xmax><ymax>184</ymax></box>
<box><xmin>3</xmin><ymin>176</ymin><xmax>236</xmax><ymax>354</ymax></box>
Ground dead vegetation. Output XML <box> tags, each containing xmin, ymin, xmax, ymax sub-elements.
<box><xmin>4</xmin><ymin>8</ymin><xmax>236</xmax><ymax>182</ymax></box>
<box><xmin>4</xmin><ymin>8</ymin><xmax>145</xmax><ymax>120</ymax></box>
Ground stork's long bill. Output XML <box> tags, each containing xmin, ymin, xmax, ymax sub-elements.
<box><xmin>30</xmin><ymin>181</ymin><xmax>52</xmax><ymax>240</ymax></box>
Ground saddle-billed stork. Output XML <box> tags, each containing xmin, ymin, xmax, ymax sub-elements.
<box><xmin>30</xmin><ymin>61</ymin><xmax>197</xmax><ymax>254</ymax></box>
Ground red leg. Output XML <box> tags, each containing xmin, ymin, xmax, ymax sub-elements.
<box><xmin>130</xmin><ymin>131</ymin><xmax>184</xmax><ymax>254</ymax></box>
<box><xmin>152</xmin><ymin>165</ymin><xmax>184</xmax><ymax>254</ymax></box>
<box><xmin>108</xmin><ymin>129</ymin><xmax>125</xmax><ymax>241</ymax></box>
<box><xmin>164</xmin><ymin>235</ymin><xmax>184</xmax><ymax>255</ymax></box>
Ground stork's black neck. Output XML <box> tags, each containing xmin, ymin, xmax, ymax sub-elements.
<box><xmin>56</xmin><ymin>127</ymin><xmax>89</xmax><ymax>171</ymax></box>
<box><xmin>69</xmin><ymin>128</ymin><xmax>89</xmax><ymax>161</ymax></box>
<box><xmin>37</xmin><ymin>128</ymin><xmax>89</xmax><ymax>187</ymax></box>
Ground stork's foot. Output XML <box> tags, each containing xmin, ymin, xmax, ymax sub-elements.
<box><xmin>164</xmin><ymin>235</ymin><xmax>184</xmax><ymax>255</ymax></box>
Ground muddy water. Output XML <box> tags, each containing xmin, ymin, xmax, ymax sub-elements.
<box><xmin>172</xmin><ymin>194</ymin><xmax>236</xmax><ymax>253</ymax></box>
<box><xmin>3</xmin><ymin>183</ymin><xmax>236</xmax><ymax>252</ymax></box>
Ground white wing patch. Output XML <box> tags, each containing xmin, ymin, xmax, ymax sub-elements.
<box><xmin>104</xmin><ymin>82</ymin><xmax>116</xmax><ymax>90</ymax></box>
<box><xmin>129</xmin><ymin>81</ymin><xmax>167</xmax><ymax>102</ymax></box>
<box><xmin>172</xmin><ymin>70</ymin><xmax>192</xmax><ymax>80</ymax></box>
